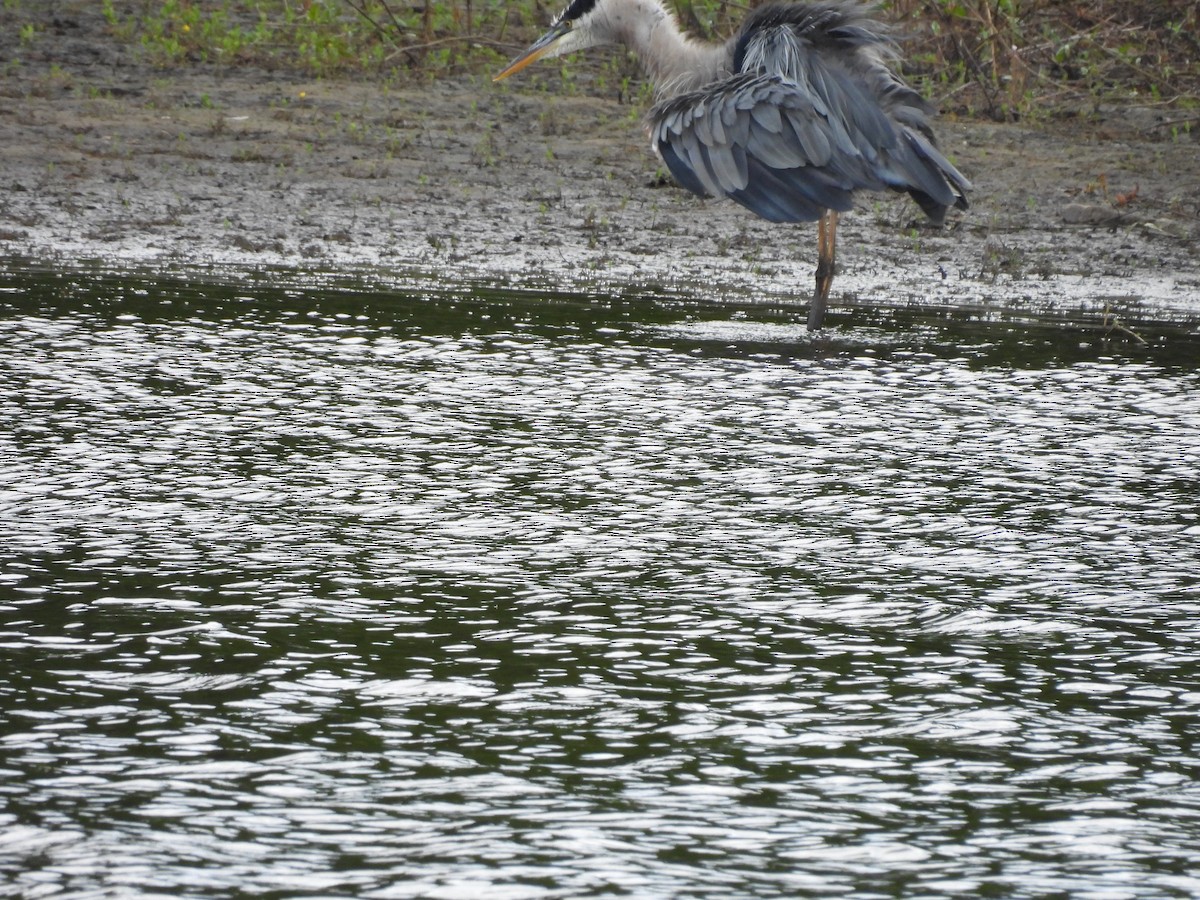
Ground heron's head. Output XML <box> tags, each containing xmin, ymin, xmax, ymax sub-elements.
<box><xmin>493</xmin><ymin>0</ymin><xmax>609</xmax><ymax>81</ymax></box>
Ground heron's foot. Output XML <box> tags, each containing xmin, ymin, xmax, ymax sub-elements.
<box><xmin>809</xmin><ymin>272</ymin><xmax>832</xmax><ymax>331</ymax></box>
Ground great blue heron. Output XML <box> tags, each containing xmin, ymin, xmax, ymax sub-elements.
<box><xmin>495</xmin><ymin>0</ymin><xmax>971</xmax><ymax>330</ymax></box>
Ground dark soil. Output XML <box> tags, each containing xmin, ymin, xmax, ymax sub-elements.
<box><xmin>3</xmin><ymin>2</ymin><xmax>1199</xmax><ymax>327</ymax></box>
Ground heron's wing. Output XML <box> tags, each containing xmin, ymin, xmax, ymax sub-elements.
<box><xmin>650</xmin><ymin>69</ymin><xmax>969</xmax><ymax>223</ymax></box>
<box><xmin>722</xmin><ymin>3</ymin><xmax>969</xmax><ymax>222</ymax></box>
<box><xmin>650</xmin><ymin>71</ymin><xmax>897</xmax><ymax>223</ymax></box>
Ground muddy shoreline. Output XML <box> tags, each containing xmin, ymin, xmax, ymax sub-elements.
<box><xmin>3</xmin><ymin>8</ymin><xmax>1199</xmax><ymax>327</ymax></box>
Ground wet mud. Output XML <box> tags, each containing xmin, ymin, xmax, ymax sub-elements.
<box><xmin>3</xmin><ymin>5</ymin><xmax>1199</xmax><ymax>328</ymax></box>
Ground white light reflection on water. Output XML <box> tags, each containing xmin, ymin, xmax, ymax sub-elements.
<box><xmin>1</xmin><ymin>271</ymin><xmax>1199</xmax><ymax>899</ymax></box>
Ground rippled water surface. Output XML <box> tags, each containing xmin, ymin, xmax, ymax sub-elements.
<box><xmin>2</xmin><ymin>268</ymin><xmax>1199</xmax><ymax>898</ymax></box>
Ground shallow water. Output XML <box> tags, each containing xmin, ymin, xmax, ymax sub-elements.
<box><xmin>2</xmin><ymin>267</ymin><xmax>1199</xmax><ymax>899</ymax></box>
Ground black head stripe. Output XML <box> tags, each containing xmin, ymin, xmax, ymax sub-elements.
<box><xmin>559</xmin><ymin>0</ymin><xmax>597</xmax><ymax>23</ymax></box>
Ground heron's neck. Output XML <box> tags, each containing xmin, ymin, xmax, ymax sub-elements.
<box><xmin>601</xmin><ymin>0</ymin><xmax>727</xmax><ymax>97</ymax></box>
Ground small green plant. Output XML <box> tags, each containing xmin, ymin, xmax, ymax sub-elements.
<box><xmin>471</xmin><ymin>125</ymin><xmax>501</xmax><ymax>166</ymax></box>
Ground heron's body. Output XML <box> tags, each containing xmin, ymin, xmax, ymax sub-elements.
<box><xmin>496</xmin><ymin>0</ymin><xmax>971</xmax><ymax>329</ymax></box>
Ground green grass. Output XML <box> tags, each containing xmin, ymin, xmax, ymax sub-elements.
<box><xmin>36</xmin><ymin>0</ymin><xmax>1196</xmax><ymax>124</ymax></box>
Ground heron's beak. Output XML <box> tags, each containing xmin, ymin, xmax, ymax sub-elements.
<box><xmin>493</xmin><ymin>20</ymin><xmax>572</xmax><ymax>81</ymax></box>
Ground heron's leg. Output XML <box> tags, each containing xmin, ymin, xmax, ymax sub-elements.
<box><xmin>809</xmin><ymin>209</ymin><xmax>838</xmax><ymax>331</ymax></box>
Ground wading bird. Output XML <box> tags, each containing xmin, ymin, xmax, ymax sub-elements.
<box><xmin>495</xmin><ymin>0</ymin><xmax>970</xmax><ymax>329</ymax></box>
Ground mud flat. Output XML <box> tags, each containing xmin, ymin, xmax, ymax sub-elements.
<box><xmin>3</xmin><ymin>5</ymin><xmax>1198</xmax><ymax>328</ymax></box>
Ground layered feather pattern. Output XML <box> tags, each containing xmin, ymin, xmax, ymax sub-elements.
<box><xmin>648</xmin><ymin>1</ymin><xmax>971</xmax><ymax>223</ymax></box>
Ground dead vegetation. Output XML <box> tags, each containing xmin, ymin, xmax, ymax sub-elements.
<box><xmin>4</xmin><ymin>1</ymin><xmax>1196</xmax><ymax>130</ymax></box>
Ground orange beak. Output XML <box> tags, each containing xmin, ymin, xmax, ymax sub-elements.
<box><xmin>494</xmin><ymin>21</ymin><xmax>572</xmax><ymax>81</ymax></box>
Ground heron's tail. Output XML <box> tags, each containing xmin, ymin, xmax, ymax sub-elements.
<box><xmin>889</xmin><ymin>125</ymin><xmax>971</xmax><ymax>224</ymax></box>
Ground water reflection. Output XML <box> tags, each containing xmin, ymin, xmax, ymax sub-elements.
<box><xmin>1</xmin><ymin>267</ymin><xmax>1199</xmax><ymax>898</ymax></box>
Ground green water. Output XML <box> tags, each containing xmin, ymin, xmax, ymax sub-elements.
<box><xmin>2</xmin><ymin>266</ymin><xmax>1199</xmax><ymax>898</ymax></box>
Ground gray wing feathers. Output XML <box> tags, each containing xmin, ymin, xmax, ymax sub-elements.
<box><xmin>648</xmin><ymin>4</ymin><xmax>970</xmax><ymax>224</ymax></box>
<box><xmin>784</xmin><ymin>108</ymin><xmax>832</xmax><ymax>164</ymax></box>
<box><xmin>650</xmin><ymin>72</ymin><xmax>887</xmax><ymax>220</ymax></box>
<box><xmin>705</xmin><ymin>139</ymin><xmax>744</xmax><ymax>192</ymax></box>
<box><xmin>677</xmin><ymin>129</ymin><xmax>723</xmax><ymax>196</ymax></box>
<box><xmin>751</xmin><ymin>101</ymin><xmax>783</xmax><ymax>133</ymax></box>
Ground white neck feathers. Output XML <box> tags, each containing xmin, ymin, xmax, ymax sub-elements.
<box><xmin>588</xmin><ymin>0</ymin><xmax>728</xmax><ymax>97</ymax></box>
